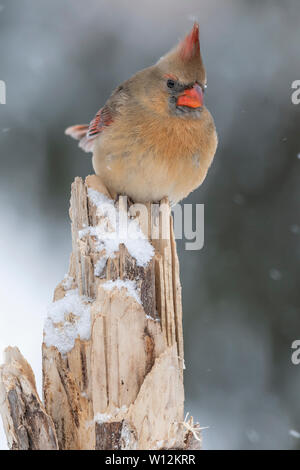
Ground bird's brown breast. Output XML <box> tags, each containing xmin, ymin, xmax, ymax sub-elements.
<box><xmin>92</xmin><ymin>106</ymin><xmax>217</xmax><ymax>204</ymax></box>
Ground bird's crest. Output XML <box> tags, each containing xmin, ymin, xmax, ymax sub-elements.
<box><xmin>178</xmin><ymin>23</ymin><xmax>201</xmax><ymax>62</ymax></box>
<box><xmin>157</xmin><ymin>23</ymin><xmax>206</xmax><ymax>83</ymax></box>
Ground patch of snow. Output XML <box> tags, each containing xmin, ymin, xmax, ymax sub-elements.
<box><xmin>94</xmin><ymin>405</ymin><xmax>128</xmax><ymax>425</ymax></box>
<box><xmin>94</xmin><ymin>413</ymin><xmax>111</xmax><ymax>424</ymax></box>
<box><xmin>123</xmin><ymin>218</ymin><xmax>154</xmax><ymax>266</ymax></box>
<box><xmin>145</xmin><ymin>313</ymin><xmax>160</xmax><ymax>322</ymax></box>
<box><xmin>78</xmin><ymin>226</ymin><xmax>91</xmax><ymax>239</ymax></box>
<box><xmin>94</xmin><ymin>257</ymin><xmax>108</xmax><ymax>277</ymax></box>
<box><xmin>87</xmin><ymin>187</ymin><xmax>113</xmax><ymax>209</ymax></box>
<box><xmin>101</xmin><ymin>279</ymin><xmax>141</xmax><ymax>305</ymax></box>
<box><xmin>62</xmin><ymin>274</ymin><xmax>74</xmax><ymax>290</ymax></box>
<box><xmin>44</xmin><ymin>289</ymin><xmax>91</xmax><ymax>355</ymax></box>
<box><xmin>81</xmin><ymin>188</ymin><xmax>154</xmax><ymax>268</ymax></box>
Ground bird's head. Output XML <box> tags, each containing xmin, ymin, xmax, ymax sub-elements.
<box><xmin>134</xmin><ymin>23</ymin><xmax>207</xmax><ymax>118</ymax></box>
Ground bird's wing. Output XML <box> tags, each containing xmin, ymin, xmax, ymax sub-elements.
<box><xmin>65</xmin><ymin>85</ymin><xmax>129</xmax><ymax>153</ymax></box>
<box><xmin>65</xmin><ymin>105</ymin><xmax>114</xmax><ymax>153</ymax></box>
<box><xmin>87</xmin><ymin>105</ymin><xmax>114</xmax><ymax>139</ymax></box>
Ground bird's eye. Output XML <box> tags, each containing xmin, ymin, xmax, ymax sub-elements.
<box><xmin>167</xmin><ymin>79</ymin><xmax>175</xmax><ymax>89</ymax></box>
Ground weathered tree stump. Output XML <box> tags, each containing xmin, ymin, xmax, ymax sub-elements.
<box><xmin>0</xmin><ymin>175</ymin><xmax>201</xmax><ymax>450</ymax></box>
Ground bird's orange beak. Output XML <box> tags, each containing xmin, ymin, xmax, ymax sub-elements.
<box><xmin>176</xmin><ymin>84</ymin><xmax>203</xmax><ymax>109</ymax></box>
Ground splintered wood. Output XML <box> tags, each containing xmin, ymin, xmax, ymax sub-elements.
<box><xmin>0</xmin><ymin>347</ymin><xmax>58</xmax><ymax>450</ymax></box>
<box><xmin>0</xmin><ymin>176</ymin><xmax>200</xmax><ymax>450</ymax></box>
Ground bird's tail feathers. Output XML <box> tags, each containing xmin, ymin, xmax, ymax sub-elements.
<box><xmin>65</xmin><ymin>124</ymin><xmax>95</xmax><ymax>153</ymax></box>
<box><xmin>65</xmin><ymin>124</ymin><xmax>89</xmax><ymax>141</ymax></box>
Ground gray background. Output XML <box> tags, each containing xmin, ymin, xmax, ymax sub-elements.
<box><xmin>0</xmin><ymin>0</ymin><xmax>299</xmax><ymax>450</ymax></box>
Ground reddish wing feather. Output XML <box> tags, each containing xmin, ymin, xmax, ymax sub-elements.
<box><xmin>78</xmin><ymin>106</ymin><xmax>113</xmax><ymax>152</ymax></box>
<box><xmin>87</xmin><ymin>106</ymin><xmax>113</xmax><ymax>138</ymax></box>
<box><xmin>65</xmin><ymin>105</ymin><xmax>114</xmax><ymax>153</ymax></box>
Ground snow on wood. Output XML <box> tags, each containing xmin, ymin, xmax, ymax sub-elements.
<box><xmin>44</xmin><ymin>289</ymin><xmax>91</xmax><ymax>355</ymax></box>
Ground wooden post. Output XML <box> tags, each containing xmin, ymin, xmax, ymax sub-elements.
<box><xmin>0</xmin><ymin>176</ymin><xmax>201</xmax><ymax>450</ymax></box>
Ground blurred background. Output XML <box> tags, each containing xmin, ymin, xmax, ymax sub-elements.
<box><xmin>0</xmin><ymin>0</ymin><xmax>299</xmax><ymax>450</ymax></box>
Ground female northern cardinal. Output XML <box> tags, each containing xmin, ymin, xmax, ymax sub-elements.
<box><xmin>66</xmin><ymin>23</ymin><xmax>217</xmax><ymax>204</ymax></box>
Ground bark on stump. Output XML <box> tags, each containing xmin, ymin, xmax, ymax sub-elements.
<box><xmin>0</xmin><ymin>175</ymin><xmax>201</xmax><ymax>450</ymax></box>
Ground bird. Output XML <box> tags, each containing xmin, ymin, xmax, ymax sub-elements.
<box><xmin>65</xmin><ymin>23</ymin><xmax>218</xmax><ymax>205</ymax></box>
